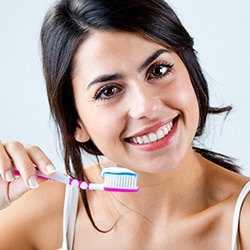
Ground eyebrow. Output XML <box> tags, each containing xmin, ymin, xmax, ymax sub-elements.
<box><xmin>87</xmin><ymin>49</ymin><xmax>169</xmax><ymax>89</ymax></box>
<box><xmin>87</xmin><ymin>73</ymin><xmax>123</xmax><ymax>89</ymax></box>
<box><xmin>139</xmin><ymin>49</ymin><xmax>169</xmax><ymax>72</ymax></box>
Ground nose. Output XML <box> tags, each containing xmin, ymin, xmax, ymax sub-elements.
<box><xmin>128</xmin><ymin>85</ymin><xmax>163</xmax><ymax>120</ymax></box>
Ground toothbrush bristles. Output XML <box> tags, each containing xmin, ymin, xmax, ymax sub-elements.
<box><xmin>101</xmin><ymin>166</ymin><xmax>139</xmax><ymax>192</ymax></box>
<box><xmin>104</xmin><ymin>173</ymin><xmax>138</xmax><ymax>191</ymax></box>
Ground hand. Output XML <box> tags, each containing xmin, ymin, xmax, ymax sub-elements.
<box><xmin>0</xmin><ymin>141</ymin><xmax>57</xmax><ymax>210</ymax></box>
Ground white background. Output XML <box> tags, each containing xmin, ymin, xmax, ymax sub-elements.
<box><xmin>0</xmin><ymin>1</ymin><xmax>249</xmax><ymax>175</ymax></box>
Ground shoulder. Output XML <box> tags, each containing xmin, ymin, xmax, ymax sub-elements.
<box><xmin>237</xmin><ymin>180</ymin><xmax>250</xmax><ymax>249</ymax></box>
<box><xmin>210</xmin><ymin>166</ymin><xmax>250</xmax><ymax>249</ymax></box>
<box><xmin>211</xmin><ymin>162</ymin><xmax>250</xmax><ymax>250</ymax></box>
<box><xmin>0</xmin><ymin>180</ymin><xmax>66</xmax><ymax>249</ymax></box>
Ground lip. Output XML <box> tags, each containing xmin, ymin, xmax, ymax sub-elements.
<box><xmin>126</xmin><ymin>117</ymin><xmax>176</xmax><ymax>138</ymax></box>
<box><xmin>124</xmin><ymin>116</ymin><xmax>179</xmax><ymax>152</ymax></box>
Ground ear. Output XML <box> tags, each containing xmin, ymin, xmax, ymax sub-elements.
<box><xmin>74</xmin><ymin>119</ymin><xmax>90</xmax><ymax>142</ymax></box>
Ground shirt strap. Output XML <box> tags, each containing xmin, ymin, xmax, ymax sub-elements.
<box><xmin>59</xmin><ymin>185</ymin><xmax>79</xmax><ymax>250</ymax></box>
<box><xmin>231</xmin><ymin>181</ymin><xmax>250</xmax><ymax>250</ymax></box>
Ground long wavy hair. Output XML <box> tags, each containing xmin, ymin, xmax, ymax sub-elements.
<box><xmin>41</xmin><ymin>0</ymin><xmax>240</xmax><ymax>231</ymax></box>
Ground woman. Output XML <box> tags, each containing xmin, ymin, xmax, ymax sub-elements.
<box><xmin>0</xmin><ymin>0</ymin><xmax>249</xmax><ymax>249</ymax></box>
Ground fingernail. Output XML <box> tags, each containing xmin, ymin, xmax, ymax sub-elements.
<box><xmin>46</xmin><ymin>164</ymin><xmax>57</xmax><ymax>174</ymax></box>
<box><xmin>28</xmin><ymin>176</ymin><xmax>39</xmax><ymax>189</ymax></box>
<box><xmin>6</xmin><ymin>170</ymin><xmax>15</xmax><ymax>182</ymax></box>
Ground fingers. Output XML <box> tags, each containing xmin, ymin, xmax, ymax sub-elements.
<box><xmin>0</xmin><ymin>141</ymin><xmax>56</xmax><ymax>189</ymax></box>
<box><xmin>0</xmin><ymin>177</ymin><xmax>29</xmax><ymax>209</ymax></box>
<box><xmin>8</xmin><ymin>176</ymin><xmax>35</xmax><ymax>203</ymax></box>
<box><xmin>4</xmin><ymin>141</ymin><xmax>39</xmax><ymax>188</ymax></box>
<box><xmin>25</xmin><ymin>145</ymin><xmax>57</xmax><ymax>175</ymax></box>
<box><xmin>0</xmin><ymin>141</ymin><xmax>15</xmax><ymax>182</ymax></box>
<box><xmin>0</xmin><ymin>140</ymin><xmax>57</xmax><ymax>210</ymax></box>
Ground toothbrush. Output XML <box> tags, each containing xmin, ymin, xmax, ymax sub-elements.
<box><xmin>14</xmin><ymin>166</ymin><xmax>139</xmax><ymax>192</ymax></box>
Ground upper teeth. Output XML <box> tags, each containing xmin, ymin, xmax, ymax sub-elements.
<box><xmin>130</xmin><ymin>121</ymin><xmax>173</xmax><ymax>145</ymax></box>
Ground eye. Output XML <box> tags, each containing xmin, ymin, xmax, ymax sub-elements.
<box><xmin>94</xmin><ymin>84</ymin><xmax>123</xmax><ymax>101</ymax></box>
<box><xmin>148</xmin><ymin>63</ymin><xmax>173</xmax><ymax>80</ymax></box>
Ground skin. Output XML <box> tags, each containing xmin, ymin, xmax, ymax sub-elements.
<box><xmin>73</xmin><ymin>31</ymin><xmax>200</xmax><ymax>176</ymax></box>
<box><xmin>0</xmin><ymin>31</ymin><xmax>250</xmax><ymax>249</ymax></box>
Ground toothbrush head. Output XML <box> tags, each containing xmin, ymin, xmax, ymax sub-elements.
<box><xmin>101</xmin><ymin>166</ymin><xmax>139</xmax><ymax>192</ymax></box>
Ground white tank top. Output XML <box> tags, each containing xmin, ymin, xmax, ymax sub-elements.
<box><xmin>59</xmin><ymin>181</ymin><xmax>250</xmax><ymax>250</ymax></box>
<box><xmin>58</xmin><ymin>185</ymin><xmax>79</xmax><ymax>250</ymax></box>
<box><xmin>231</xmin><ymin>181</ymin><xmax>250</xmax><ymax>250</ymax></box>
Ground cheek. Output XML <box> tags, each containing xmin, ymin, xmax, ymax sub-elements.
<box><xmin>170</xmin><ymin>59</ymin><xmax>199</xmax><ymax>117</ymax></box>
<box><xmin>80</xmin><ymin>107</ymin><xmax>121</xmax><ymax>145</ymax></box>
<box><xmin>166</xmin><ymin>77</ymin><xmax>200</xmax><ymax>126</ymax></box>
<box><xmin>180</xmin><ymin>84</ymin><xmax>199</xmax><ymax>112</ymax></box>
<box><xmin>178</xmin><ymin>83</ymin><xmax>200</xmax><ymax>133</ymax></box>
<box><xmin>166</xmin><ymin>78</ymin><xmax>198</xmax><ymax>108</ymax></box>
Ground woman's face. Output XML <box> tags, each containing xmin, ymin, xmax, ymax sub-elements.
<box><xmin>72</xmin><ymin>31</ymin><xmax>199</xmax><ymax>174</ymax></box>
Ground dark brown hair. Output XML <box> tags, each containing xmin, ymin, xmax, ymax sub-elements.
<box><xmin>41</xmin><ymin>0</ymin><xmax>240</xmax><ymax>231</ymax></box>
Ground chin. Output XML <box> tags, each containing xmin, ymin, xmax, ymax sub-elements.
<box><xmin>130</xmin><ymin>162</ymin><xmax>178</xmax><ymax>176</ymax></box>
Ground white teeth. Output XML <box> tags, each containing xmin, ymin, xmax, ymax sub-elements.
<box><xmin>157</xmin><ymin>129</ymin><xmax>165</xmax><ymax>139</ymax></box>
<box><xmin>167</xmin><ymin>123</ymin><xmax>172</xmax><ymax>131</ymax></box>
<box><xmin>148</xmin><ymin>133</ymin><xmax>157</xmax><ymax>142</ymax></box>
<box><xmin>130</xmin><ymin>121</ymin><xmax>174</xmax><ymax>145</ymax></box>
<box><xmin>142</xmin><ymin>135</ymin><xmax>150</xmax><ymax>144</ymax></box>
<box><xmin>163</xmin><ymin>126</ymin><xmax>169</xmax><ymax>135</ymax></box>
<box><xmin>137</xmin><ymin>137</ymin><xmax>143</xmax><ymax>144</ymax></box>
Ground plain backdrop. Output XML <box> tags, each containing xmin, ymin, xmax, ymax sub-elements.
<box><xmin>0</xmin><ymin>1</ymin><xmax>249</xmax><ymax>175</ymax></box>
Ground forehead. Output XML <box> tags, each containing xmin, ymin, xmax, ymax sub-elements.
<box><xmin>76</xmin><ymin>31</ymin><xmax>160</xmax><ymax>55</ymax></box>
<box><xmin>72</xmin><ymin>31</ymin><xmax>164</xmax><ymax>75</ymax></box>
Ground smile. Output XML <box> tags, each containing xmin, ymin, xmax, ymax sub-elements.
<box><xmin>128</xmin><ymin>121</ymin><xmax>174</xmax><ymax>145</ymax></box>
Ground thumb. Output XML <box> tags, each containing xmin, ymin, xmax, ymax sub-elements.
<box><xmin>8</xmin><ymin>177</ymin><xmax>31</xmax><ymax>203</ymax></box>
<box><xmin>0</xmin><ymin>177</ymin><xmax>44</xmax><ymax>210</ymax></box>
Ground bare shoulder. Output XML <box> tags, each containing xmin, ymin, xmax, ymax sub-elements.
<box><xmin>207</xmin><ymin>161</ymin><xmax>250</xmax><ymax>198</ymax></box>
<box><xmin>207</xmin><ymin>163</ymin><xmax>250</xmax><ymax>249</ymax></box>
<box><xmin>210</xmin><ymin>162</ymin><xmax>250</xmax><ymax>249</ymax></box>
<box><xmin>0</xmin><ymin>180</ymin><xmax>66</xmax><ymax>250</ymax></box>
<box><xmin>237</xmin><ymin>178</ymin><xmax>250</xmax><ymax>249</ymax></box>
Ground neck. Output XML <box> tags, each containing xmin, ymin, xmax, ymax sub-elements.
<box><xmin>112</xmin><ymin>151</ymin><xmax>209</xmax><ymax>220</ymax></box>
